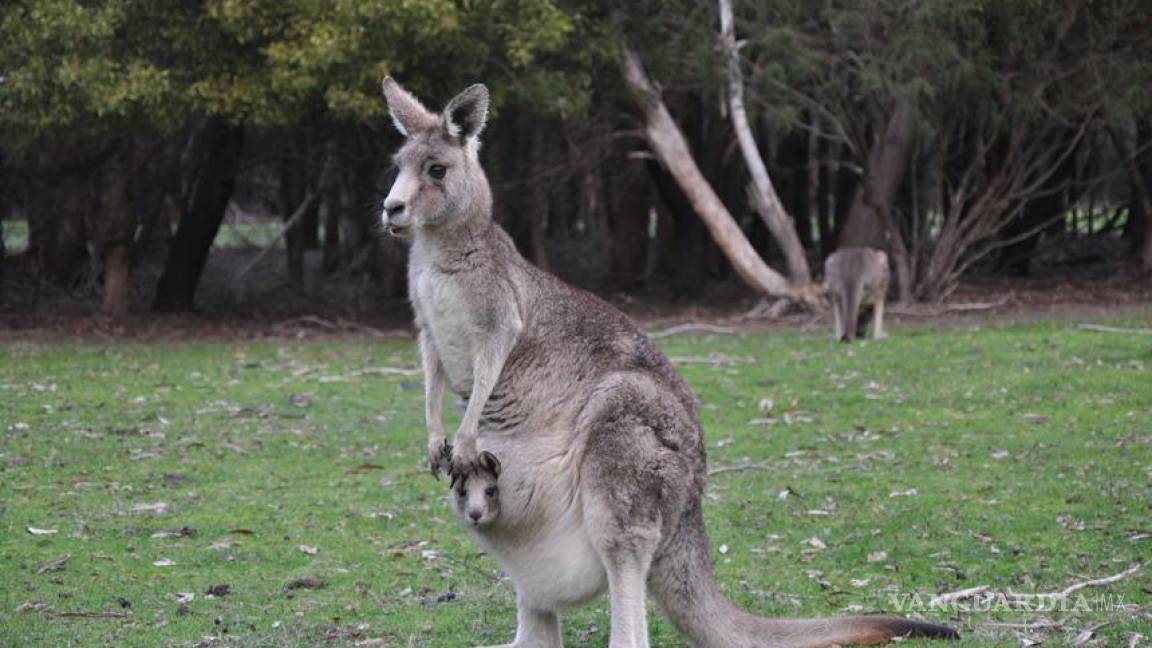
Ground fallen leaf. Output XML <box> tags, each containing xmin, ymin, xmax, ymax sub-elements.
<box><xmin>27</xmin><ymin>527</ymin><xmax>58</xmax><ymax>535</ymax></box>
<box><xmin>172</xmin><ymin>592</ymin><xmax>195</xmax><ymax>604</ymax></box>
<box><xmin>850</xmin><ymin>578</ymin><xmax>871</xmax><ymax>587</ymax></box>
<box><xmin>889</xmin><ymin>488</ymin><xmax>918</xmax><ymax>498</ymax></box>
<box><xmin>129</xmin><ymin>502</ymin><xmax>169</xmax><ymax>514</ymax></box>
<box><xmin>758</xmin><ymin>398</ymin><xmax>775</xmax><ymax>416</ymax></box>
<box><xmin>778</xmin><ymin>486</ymin><xmax>801</xmax><ymax>500</ymax></box>
<box><xmin>288</xmin><ymin>394</ymin><xmax>313</xmax><ymax>408</ymax></box>
<box><xmin>15</xmin><ymin>600</ymin><xmax>50</xmax><ymax>613</ymax></box>
<box><xmin>346</xmin><ymin>463</ymin><xmax>385</xmax><ymax>475</ymax></box>
<box><xmin>1074</xmin><ymin>629</ymin><xmax>1096</xmax><ymax>645</ymax></box>
<box><xmin>35</xmin><ymin>555</ymin><xmax>70</xmax><ymax>575</ymax></box>
<box><xmin>803</xmin><ymin>537</ymin><xmax>827</xmax><ymax>550</ymax></box>
<box><xmin>990</xmin><ymin>450</ymin><xmax>1010</xmax><ymax>459</ymax></box>
<box><xmin>867</xmin><ymin>550</ymin><xmax>889</xmax><ymax>563</ymax></box>
<box><xmin>229</xmin><ymin>528</ymin><xmax>254</xmax><ymax>535</ymax></box>
<box><xmin>151</xmin><ymin>526</ymin><xmax>197</xmax><ymax>539</ymax></box>
<box><xmin>718</xmin><ymin>544</ymin><xmax>729</xmax><ymax>555</ymax></box>
<box><xmin>298</xmin><ymin>545</ymin><xmax>319</xmax><ymax>555</ymax></box>
<box><xmin>153</xmin><ymin>558</ymin><xmax>175</xmax><ymax>566</ymax></box>
<box><xmin>285</xmin><ymin>578</ymin><xmax>326</xmax><ymax>591</ymax></box>
<box><xmin>205</xmin><ymin>584</ymin><xmax>231</xmax><ymax>597</ymax></box>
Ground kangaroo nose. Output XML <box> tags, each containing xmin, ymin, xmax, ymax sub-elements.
<box><xmin>385</xmin><ymin>200</ymin><xmax>405</xmax><ymax>218</ymax></box>
<box><xmin>469</xmin><ymin>510</ymin><xmax>482</xmax><ymax>522</ymax></box>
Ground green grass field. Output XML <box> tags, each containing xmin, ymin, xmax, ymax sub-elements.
<box><xmin>1</xmin><ymin>319</ymin><xmax>1149</xmax><ymax>647</ymax></box>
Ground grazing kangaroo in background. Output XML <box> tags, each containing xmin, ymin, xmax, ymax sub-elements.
<box><xmin>380</xmin><ymin>78</ymin><xmax>956</xmax><ymax>648</ymax></box>
<box><xmin>825</xmin><ymin>247</ymin><xmax>891</xmax><ymax>343</ymax></box>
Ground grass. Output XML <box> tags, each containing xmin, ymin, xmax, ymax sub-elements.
<box><xmin>1</xmin><ymin>318</ymin><xmax>1149</xmax><ymax>647</ymax></box>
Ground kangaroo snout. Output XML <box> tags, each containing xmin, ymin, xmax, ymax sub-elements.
<box><xmin>383</xmin><ymin>198</ymin><xmax>412</xmax><ymax>234</ymax></box>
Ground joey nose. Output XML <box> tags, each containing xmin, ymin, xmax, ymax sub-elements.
<box><xmin>469</xmin><ymin>510</ymin><xmax>482</xmax><ymax>523</ymax></box>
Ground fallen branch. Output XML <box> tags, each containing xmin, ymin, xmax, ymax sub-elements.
<box><xmin>708</xmin><ymin>460</ymin><xmax>771</xmax><ymax>476</ymax></box>
<box><xmin>1077</xmin><ymin>324</ymin><xmax>1152</xmax><ymax>336</ymax></box>
<box><xmin>52</xmin><ymin>611</ymin><xmax>131</xmax><ymax>619</ymax></box>
<box><xmin>650</xmin><ymin>323</ymin><xmax>740</xmax><ymax>339</ymax></box>
<box><xmin>888</xmin><ymin>295</ymin><xmax>1013</xmax><ymax>317</ymax></box>
<box><xmin>929</xmin><ymin>564</ymin><xmax>1143</xmax><ymax>608</ymax></box>
<box><xmin>1049</xmin><ymin>563</ymin><xmax>1142</xmax><ymax>599</ymax></box>
<box><xmin>668</xmin><ymin>354</ymin><xmax>752</xmax><ymax>366</ymax></box>
<box><xmin>928</xmin><ymin>586</ymin><xmax>991</xmax><ymax>608</ymax></box>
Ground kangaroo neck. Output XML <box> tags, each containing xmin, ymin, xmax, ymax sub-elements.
<box><xmin>411</xmin><ymin>206</ymin><xmax>497</xmax><ymax>272</ymax></box>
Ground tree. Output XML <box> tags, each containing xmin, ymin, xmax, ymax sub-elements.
<box><xmin>621</xmin><ymin>46</ymin><xmax>799</xmax><ymax>300</ymax></box>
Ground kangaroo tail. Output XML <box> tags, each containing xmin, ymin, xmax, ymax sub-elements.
<box><xmin>648</xmin><ymin>504</ymin><xmax>958</xmax><ymax>648</ymax></box>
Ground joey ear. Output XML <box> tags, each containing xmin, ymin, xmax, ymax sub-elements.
<box><xmin>381</xmin><ymin>77</ymin><xmax>436</xmax><ymax>137</ymax></box>
<box><xmin>479</xmin><ymin>451</ymin><xmax>501</xmax><ymax>477</ymax></box>
<box><xmin>443</xmin><ymin>83</ymin><xmax>490</xmax><ymax>142</ymax></box>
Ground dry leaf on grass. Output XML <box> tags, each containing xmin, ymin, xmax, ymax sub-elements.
<box><xmin>35</xmin><ymin>555</ymin><xmax>69</xmax><ymax>574</ymax></box>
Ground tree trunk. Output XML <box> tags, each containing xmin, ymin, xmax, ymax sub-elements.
<box><xmin>648</xmin><ymin>160</ymin><xmax>710</xmax><ymax>297</ymax></box>
<box><xmin>280</xmin><ymin>150</ymin><xmax>319</xmax><ymax>293</ymax></box>
<box><xmin>31</xmin><ymin>174</ymin><xmax>91</xmax><ymax>285</ymax></box>
<box><xmin>839</xmin><ymin>98</ymin><xmax>915</xmax><ymax>251</ymax></box>
<box><xmin>839</xmin><ymin>98</ymin><xmax>915</xmax><ymax>301</ymax></box>
<box><xmin>153</xmin><ymin>118</ymin><xmax>245</xmax><ymax>312</ymax></box>
<box><xmin>718</xmin><ymin>0</ymin><xmax>811</xmax><ymax>282</ymax></box>
<box><xmin>621</xmin><ymin>45</ymin><xmax>797</xmax><ymax>299</ymax></box>
<box><xmin>1117</xmin><ymin>124</ymin><xmax>1152</xmax><ymax>272</ymax></box>
<box><xmin>527</xmin><ymin>124</ymin><xmax>552</xmax><ymax>271</ymax></box>
<box><xmin>96</xmin><ymin>168</ymin><xmax>134</xmax><ymax>317</ymax></box>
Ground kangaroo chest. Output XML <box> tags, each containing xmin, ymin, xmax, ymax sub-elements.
<box><xmin>410</xmin><ymin>265</ymin><xmax>482</xmax><ymax>395</ymax></box>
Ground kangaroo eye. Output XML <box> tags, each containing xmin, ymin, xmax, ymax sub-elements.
<box><xmin>484</xmin><ymin>486</ymin><xmax>497</xmax><ymax>497</ymax></box>
<box><xmin>428</xmin><ymin>164</ymin><xmax>447</xmax><ymax>180</ymax></box>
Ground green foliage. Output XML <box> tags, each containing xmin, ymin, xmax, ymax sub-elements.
<box><xmin>1</xmin><ymin>319</ymin><xmax>1150</xmax><ymax>646</ymax></box>
<box><xmin>0</xmin><ymin>0</ymin><xmax>588</xmax><ymax>145</ymax></box>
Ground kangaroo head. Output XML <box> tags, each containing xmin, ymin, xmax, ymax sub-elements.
<box><xmin>380</xmin><ymin>78</ymin><xmax>492</xmax><ymax>238</ymax></box>
<box><xmin>452</xmin><ymin>451</ymin><xmax>502</xmax><ymax>527</ymax></box>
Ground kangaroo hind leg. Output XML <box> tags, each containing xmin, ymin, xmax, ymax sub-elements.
<box><xmin>579</xmin><ymin>380</ymin><xmax>694</xmax><ymax>648</ymax></box>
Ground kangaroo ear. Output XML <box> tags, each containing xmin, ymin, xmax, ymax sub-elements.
<box><xmin>443</xmin><ymin>83</ymin><xmax>489</xmax><ymax>142</ymax></box>
<box><xmin>381</xmin><ymin>77</ymin><xmax>435</xmax><ymax>137</ymax></box>
<box><xmin>479</xmin><ymin>451</ymin><xmax>501</xmax><ymax>477</ymax></box>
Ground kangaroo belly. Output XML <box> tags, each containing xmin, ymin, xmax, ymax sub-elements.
<box><xmin>468</xmin><ymin>432</ymin><xmax>606</xmax><ymax>611</ymax></box>
<box><xmin>472</xmin><ymin>521</ymin><xmax>606</xmax><ymax>610</ymax></box>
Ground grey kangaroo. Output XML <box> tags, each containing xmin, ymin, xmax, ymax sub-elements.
<box><xmin>380</xmin><ymin>78</ymin><xmax>956</xmax><ymax>648</ymax></box>
<box><xmin>824</xmin><ymin>247</ymin><xmax>890</xmax><ymax>343</ymax></box>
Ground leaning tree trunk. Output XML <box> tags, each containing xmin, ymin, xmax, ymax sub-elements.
<box><xmin>621</xmin><ymin>45</ymin><xmax>797</xmax><ymax>300</ymax></box>
<box><xmin>153</xmin><ymin>118</ymin><xmax>245</xmax><ymax>312</ymax></box>
<box><xmin>839</xmin><ymin>98</ymin><xmax>915</xmax><ymax>301</ymax></box>
<box><xmin>718</xmin><ymin>0</ymin><xmax>811</xmax><ymax>282</ymax></box>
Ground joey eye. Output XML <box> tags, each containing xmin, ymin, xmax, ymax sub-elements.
<box><xmin>428</xmin><ymin>164</ymin><xmax>447</xmax><ymax>180</ymax></box>
<box><xmin>484</xmin><ymin>486</ymin><xmax>497</xmax><ymax>497</ymax></box>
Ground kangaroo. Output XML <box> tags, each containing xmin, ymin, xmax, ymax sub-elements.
<box><xmin>380</xmin><ymin>78</ymin><xmax>957</xmax><ymax>648</ymax></box>
<box><xmin>824</xmin><ymin>247</ymin><xmax>890</xmax><ymax>343</ymax></box>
